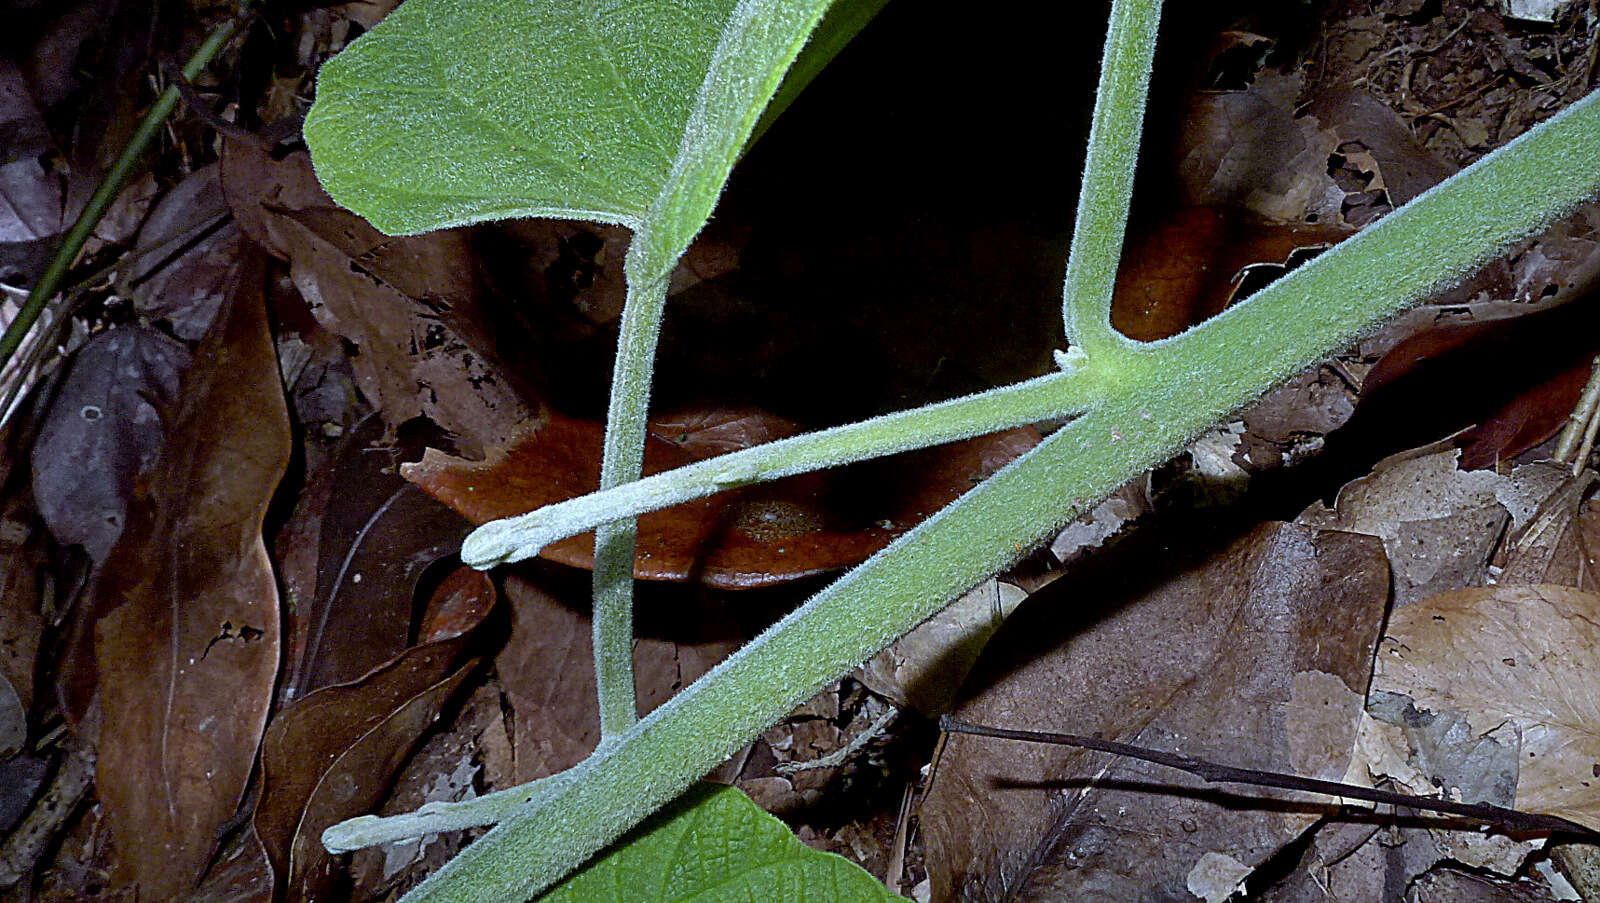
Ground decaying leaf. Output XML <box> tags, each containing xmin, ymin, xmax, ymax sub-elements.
<box><xmin>498</xmin><ymin>573</ymin><xmax>744</xmax><ymax>782</ymax></box>
<box><xmin>928</xmin><ymin>521</ymin><xmax>1388</xmax><ymax>903</ymax></box>
<box><xmin>1365</xmin><ymin>584</ymin><xmax>1600</xmax><ymax>831</ymax></box>
<box><xmin>856</xmin><ymin>577</ymin><xmax>1027</xmax><ymax>716</ymax></box>
<box><xmin>923</xmin><ymin>521</ymin><xmax>1389</xmax><ymax>901</ymax></box>
<box><xmin>277</xmin><ymin>414</ymin><xmax>474</xmax><ymax>701</ymax></box>
<box><xmin>119</xmin><ymin>163</ymin><xmax>241</xmax><ymax>340</ymax></box>
<box><xmin>30</xmin><ymin>326</ymin><xmax>188</xmax><ymax>562</ymax></box>
<box><xmin>255</xmin><ymin>567</ymin><xmax>494</xmax><ymax>902</ymax></box>
<box><xmin>221</xmin><ymin>144</ymin><xmax>532</xmax><ymax>455</ymax></box>
<box><xmin>1298</xmin><ymin>446</ymin><xmax>1513</xmax><ymax>607</ymax></box>
<box><xmin>88</xmin><ymin>249</ymin><xmax>289</xmax><ymax>899</ymax></box>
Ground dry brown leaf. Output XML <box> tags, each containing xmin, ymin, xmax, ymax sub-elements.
<box><xmin>1368</xmin><ymin>584</ymin><xmax>1600</xmax><ymax>830</ymax></box>
<box><xmin>221</xmin><ymin>144</ymin><xmax>532</xmax><ymax>455</ymax></box>
<box><xmin>1298</xmin><ymin>446</ymin><xmax>1511</xmax><ymax>607</ymax></box>
<box><xmin>923</xmin><ymin>521</ymin><xmax>1389</xmax><ymax>902</ymax></box>
<box><xmin>88</xmin><ymin>248</ymin><xmax>289</xmax><ymax>899</ymax></box>
<box><xmin>498</xmin><ymin>573</ymin><xmax>744</xmax><ymax>782</ymax></box>
<box><xmin>277</xmin><ymin>415</ymin><xmax>473</xmax><ymax>700</ymax></box>
<box><xmin>254</xmin><ymin>568</ymin><xmax>493</xmax><ymax>903</ymax></box>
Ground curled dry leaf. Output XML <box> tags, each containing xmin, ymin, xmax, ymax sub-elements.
<box><xmin>254</xmin><ymin>567</ymin><xmax>494</xmax><ymax>903</ymax></box>
<box><xmin>923</xmin><ymin>521</ymin><xmax>1389</xmax><ymax>902</ymax></box>
<box><xmin>408</xmin><ymin>407</ymin><xmax>1039</xmax><ymax>588</ymax></box>
<box><xmin>87</xmin><ymin>248</ymin><xmax>289</xmax><ymax>899</ymax></box>
<box><xmin>1367</xmin><ymin>583</ymin><xmax>1600</xmax><ymax>830</ymax></box>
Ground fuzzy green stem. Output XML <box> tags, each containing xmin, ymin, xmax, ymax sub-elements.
<box><xmin>1059</xmin><ymin>0</ymin><xmax>1162</xmax><ymax>360</ymax></box>
<box><xmin>353</xmin><ymin>82</ymin><xmax>1600</xmax><ymax>902</ymax></box>
<box><xmin>461</xmin><ymin>366</ymin><xmax>1101</xmax><ymax>568</ymax></box>
<box><xmin>591</xmin><ymin>274</ymin><xmax>670</xmax><ymax>738</ymax></box>
<box><xmin>0</xmin><ymin>11</ymin><xmax>244</xmax><ymax>372</ymax></box>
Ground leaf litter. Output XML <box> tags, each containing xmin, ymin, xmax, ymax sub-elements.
<box><xmin>4</xmin><ymin>0</ymin><xmax>1600</xmax><ymax>901</ymax></box>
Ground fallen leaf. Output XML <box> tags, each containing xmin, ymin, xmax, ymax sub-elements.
<box><xmin>497</xmin><ymin>572</ymin><xmax>744</xmax><ymax>782</ymax></box>
<box><xmin>86</xmin><ymin>247</ymin><xmax>290</xmax><ymax>900</ymax></box>
<box><xmin>1367</xmin><ymin>584</ymin><xmax>1600</xmax><ymax>830</ymax></box>
<box><xmin>1177</xmin><ymin>71</ymin><xmax>1341</xmax><ymax>223</ymax></box>
<box><xmin>278</xmin><ymin>414</ymin><xmax>474</xmax><ymax>701</ymax></box>
<box><xmin>1298</xmin><ymin>445</ymin><xmax>1510</xmax><ymax>607</ymax></box>
<box><xmin>222</xmin><ymin>144</ymin><xmax>534</xmax><ymax>455</ymax></box>
<box><xmin>30</xmin><ymin>326</ymin><xmax>187</xmax><ymax>563</ymax></box>
<box><xmin>923</xmin><ymin>521</ymin><xmax>1388</xmax><ymax>902</ymax></box>
<box><xmin>254</xmin><ymin>568</ymin><xmax>493</xmax><ymax>903</ymax></box>
<box><xmin>856</xmin><ymin>577</ymin><xmax>1027</xmax><ymax>716</ymax></box>
<box><xmin>119</xmin><ymin>163</ymin><xmax>241</xmax><ymax>340</ymax></box>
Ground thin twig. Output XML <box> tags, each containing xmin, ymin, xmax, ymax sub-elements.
<box><xmin>939</xmin><ymin>716</ymin><xmax>1600</xmax><ymax>841</ymax></box>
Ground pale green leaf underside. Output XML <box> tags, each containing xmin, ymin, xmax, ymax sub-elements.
<box><xmin>304</xmin><ymin>0</ymin><xmax>738</xmax><ymax>235</ymax></box>
<box><xmin>540</xmin><ymin>783</ymin><xmax>908</xmax><ymax>902</ymax></box>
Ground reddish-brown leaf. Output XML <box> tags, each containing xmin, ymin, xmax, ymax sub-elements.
<box><xmin>88</xmin><ymin>247</ymin><xmax>290</xmax><ymax>899</ymax></box>
<box><xmin>407</xmin><ymin>407</ymin><xmax>1040</xmax><ymax>588</ymax></box>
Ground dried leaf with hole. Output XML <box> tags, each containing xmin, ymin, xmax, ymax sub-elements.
<box><xmin>1365</xmin><ymin>584</ymin><xmax>1600</xmax><ymax>831</ymax></box>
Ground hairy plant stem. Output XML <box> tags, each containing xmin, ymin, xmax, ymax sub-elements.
<box><xmin>1060</xmin><ymin>0</ymin><xmax>1161</xmax><ymax>359</ymax></box>
<box><xmin>0</xmin><ymin>10</ymin><xmax>245</xmax><ymax>373</ymax></box>
<box><xmin>590</xmin><ymin>272</ymin><xmax>670</xmax><ymax>738</ymax></box>
<box><xmin>461</xmin><ymin>367</ymin><xmax>1101</xmax><ymax>568</ymax></box>
<box><xmin>370</xmin><ymin>75</ymin><xmax>1600</xmax><ymax>903</ymax></box>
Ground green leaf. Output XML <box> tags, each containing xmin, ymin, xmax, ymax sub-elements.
<box><xmin>304</xmin><ymin>0</ymin><xmax>740</xmax><ymax>235</ymax></box>
<box><xmin>538</xmin><ymin>783</ymin><xmax>909</xmax><ymax>903</ymax></box>
<box><xmin>303</xmin><ymin>0</ymin><xmax>884</xmax><ymax>251</ymax></box>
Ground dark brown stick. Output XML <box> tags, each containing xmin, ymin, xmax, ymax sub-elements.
<box><xmin>939</xmin><ymin>715</ymin><xmax>1600</xmax><ymax>842</ymax></box>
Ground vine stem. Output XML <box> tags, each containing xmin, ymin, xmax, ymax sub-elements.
<box><xmin>1059</xmin><ymin>0</ymin><xmax>1161</xmax><ymax>360</ymax></box>
<box><xmin>0</xmin><ymin>9</ymin><xmax>247</xmax><ymax>375</ymax></box>
<box><xmin>461</xmin><ymin>366</ymin><xmax>1101</xmax><ymax>568</ymax></box>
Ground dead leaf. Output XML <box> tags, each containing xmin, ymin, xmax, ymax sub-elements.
<box><xmin>30</xmin><ymin>326</ymin><xmax>188</xmax><ymax>562</ymax></box>
<box><xmin>1177</xmin><ymin>71</ymin><xmax>1342</xmax><ymax>223</ymax></box>
<box><xmin>119</xmin><ymin>163</ymin><xmax>241</xmax><ymax>340</ymax></box>
<box><xmin>85</xmin><ymin>246</ymin><xmax>290</xmax><ymax>899</ymax></box>
<box><xmin>278</xmin><ymin>414</ymin><xmax>474</xmax><ymax>701</ymax></box>
<box><xmin>1367</xmin><ymin>584</ymin><xmax>1600</xmax><ymax>830</ymax></box>
<box><xmin>498</xmin><ymin>572</ymin><xmax>744</xmax><ymax>782</ymax></box>
<box><xmin>221</xmin><ymin>144</ymin><xmax>533</xmax><ymax>455</ymax></box>
<box><xmin>254</xmin><ymin>568</ymin><xmax>493</xmax><ymax>903</ymax></box>
<box><xmin>923</xmin><ymin>521</ymin><xmax>1389</xmax><ymax>902</ymax></box>
<box><xmin>1298</xmin><ymin>446</ymin><xmax>1510</xmax><ymax>607</ymax></box>
<box><xmin>409</xmin><ymin>407</ymin><xmax>1039</xmax><ymax>588</ymax></box>
<box><xmin>856</xmin><ymin>577</ymin><xmax>1028</xmax><ymax>716</ymax></box>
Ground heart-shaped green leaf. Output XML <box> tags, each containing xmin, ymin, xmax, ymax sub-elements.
<box><xmin>304</xmin><ymin>0</ymin><xmax>882</xmax><ymax>282</ymax></box>
<box><xmin>541</xmin><ymin>783</ymin><xmax>909</xmax><ymax>902</ymax></box>
<box><xmin>304</xmin><ymin>0</ymin><xmax>737</xmax><ymax>235</ymax></box>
